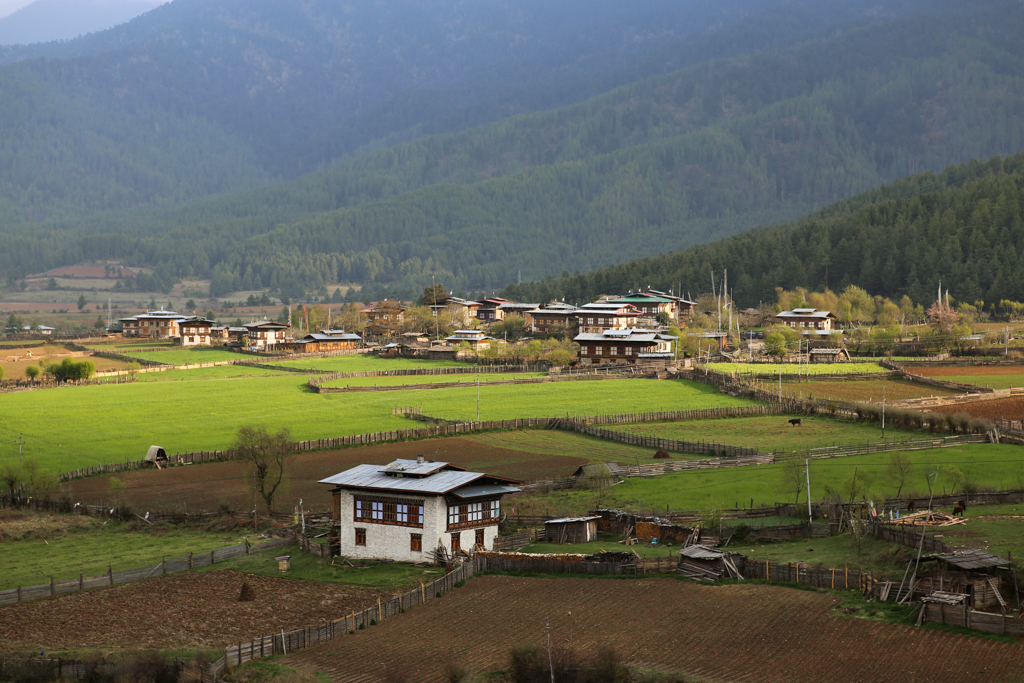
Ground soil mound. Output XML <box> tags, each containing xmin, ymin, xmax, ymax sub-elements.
<box><xmin>653</xmin><ymin>449</ymin><xmax>671</xmax><ymax>459</ymax></box>
<box><xmin>238</xmin><ymin>581</ymin><xmax>256</xmax><ymax>602</ymax></box>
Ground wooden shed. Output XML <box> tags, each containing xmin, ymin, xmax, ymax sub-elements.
<box><xmin>144</xmin><ymin>445</ymin><xmax>168</xmax><ymax>468</ymax></box>
<box><xmin>916</xmin><ymin>549</ymin><xmax>1013</xmax><ymax>611</ymax></box>
<box><xmin>544</xmin><ymin>516</ymin><xmax>600</xmax><ymax>543</ymax></box>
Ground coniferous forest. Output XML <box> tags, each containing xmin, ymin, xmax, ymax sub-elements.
<box><xmin>0</xmin><ymin>0</ymin><xmax>1022</xmax><ymax>305</ymax></box>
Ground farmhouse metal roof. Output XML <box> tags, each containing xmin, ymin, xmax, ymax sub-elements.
<box><xmin>450</xmin><ymin>484</ymin><xmax>521</xmax><ymax>499</ymax></box>
<box><xmin>319</xmin><ymin>459</ymin><xmax>520</xmax><ymax>495</ymax></box>
<box><xmin>574</xmin><ymin>330</ymin><xmax>677</xmax><ymax>343</ymax></box>
<box><xmin>925</xmin><ymin>549</ymin><xmax>1010</xmax><ymax>570</ymax></box>
<box><xmin>608</xmin><ymin>295</ymin><xmax>674</xmax><ymax>304</ymax></box>
<box><xmin>305</xmin><ymin>332</ymin><xmax>361</xmax><ymax>341</ymax></box>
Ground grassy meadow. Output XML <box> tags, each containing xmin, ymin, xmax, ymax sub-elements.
<box><xmin>270</xmin><ymin>355</ymin><xmax>474</xmax><ymax>372</ymax></box>
<box><xmin>0</xmin><ymin>512</ymin><xmax>252</xmax><ymax>590</ymax></box>
<box><xmin>604</xmin><ymin>415</ymin><xmax>928</xmax><ymax>453</ymax></box>
<box><xmin>0</xmin><ymin>376</ymin><xmax>751</xmax><ymax>473</ymax></box>
<box><xmin>515</xmin><ymin>444</ymin><xmax>1024</xmax><ymax>515</ymax></box>
<box><xmin>319</xmin><ymin>371</ymin><xmax>548</xmax><ymax>388</ymax></box>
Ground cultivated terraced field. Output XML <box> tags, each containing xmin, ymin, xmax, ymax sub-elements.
<box><xmin>0</xmin><ymin>570</ymin><xmax>392</xmax><ymax>653</ymax></box>
<box><xmin>60</xmin><ymin>433</ymin><xmax>607</xmax><ymax>511</ymax></box>
<box><xmin>288</xmin><ymin>575</ymin><xmax>1024</xmax><ymax>682</ymax></box>
<box><xmin>780</xmin><ymin>378</ymin><xmax>960</xmax><ymax>402</ymax></box>
<box><xmin>929</xmin><ymin>396</ymin><xmax>1024</xmax><ymax>421</ymax></box>
<box><xmin>909</xmin><ymin>365</ymin><xmax>1024</xmax><ymax>390</ymax></box>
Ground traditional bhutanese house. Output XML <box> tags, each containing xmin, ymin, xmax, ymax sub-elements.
<box><xmin>527</xmin><ymin>302</ymin><xmax>579</xmax><ymax>335</ymax></box>
<box><xmin>226</xmin><ymin>326</ymin><xmax>249</xmax><ymax>346</ymax></box>
<box><xmin>445</xmin><ymin>329</ymin><xmax>494</xmax><ymax>350</ymax></box>
<box><xmin>429</xmin><ymin>296</ymin><xmax>481</xmax><ymax>327</ymax></box>
<box><xmin>283</xmin><ymin>330</ymin><xmax>362</xmax><ymax>353</ymax></box>
<box><xmin>210</xmin><ymin>326</ymin><xmax>231</xmax><ymax>342</ymax></box>
<box><xmin>475</xmin><ymin>297</ymin><xmax>510</xmax><ymax>323</ymax></box>
<box><xmin>177</xmin><ymin>316</ymin><xmax>216</xmax><ymax>347</ymax></box>
<box><xmin>244</xmin><ymin>320</ymin><xmax>290</xmax><ymax>350</ymax></box>
<box><xmin>544</xmin><ymin>516</ymin><xmax>600</xmax><ymax>543</ymax></box>
<box><xmin>607</xmin><ymin>293</ymin><xmax>677</xmax><ymax>321</ymax></box>
<box><xmin>498</xmin><ymin>302</ymin><xmax>539</xmax><ymax>328</ymax></box>
<box><xmin>121</xmin><ymin>310</ymin><xmax>186</xmax><ymax>339</ymax></box>
<box><xmin>573</xmin><ymin>328</ymin><xmax>676</xmax><ymax>365</ymax></box>
<box><xmin>915</xmin><ymin>550</ymin><xmax>1013</xmax><ymax>610</ymax></box>
<box><xmin>775</xmin><ymin>308</ymin><xmax>838</xmax><ymax>335</ymax></box>
<box><xmin>574</xmin><ymin>302</ymin><xmax>640</xmax><ymax>334</ymax></box>
<box><xmin>646</xmin><ymin>289</ymin><xmax>697</xmax><ymax>320</ymax></box>
<box><xmin>319</xmin><ymin>457</ymin><xmax>520</xmax><ymax>562</ymax></box>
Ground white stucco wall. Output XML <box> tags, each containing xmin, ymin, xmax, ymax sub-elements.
<box><xmin>335</xmin><ymin>489</ymin><xmax>500</xmax><ymax>562</ymax></box>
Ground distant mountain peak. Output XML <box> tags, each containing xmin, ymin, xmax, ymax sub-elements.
<box><xmin>0</xmin><ymin>0</ymin><xmax>164</xmax><ymax>46</ymax></box>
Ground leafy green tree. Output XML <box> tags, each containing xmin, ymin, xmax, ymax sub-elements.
<box><xmin>764</xmin><ymin>331</ymin><xmax>787</xmax><ymax>361</ymax></box>
<box><xmin>47</xmin><ymin>277</ymin><xmax>57</xmax><ymax>290</ymax></box>
<box><xmin>77</xmin><ymin>294</ymin><xmax>87</xmax><ymax>311</ymax></box>
<box><xmin>420</xmin><ymin>283</ymin><xmax>447</xmax><ymax>306</ymax></box>
<box><xmin>24</xmin><ymin>365</ymin><xmax>39</xmax><ymax>382</ymax></box>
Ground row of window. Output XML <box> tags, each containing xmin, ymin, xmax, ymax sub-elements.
<box><xmin>785</xmin><ymin>321</ymin><xmax>829</xmax><ymax>329</ymax></box>
<box><xmin>355</xmin><ymin>499</ymin><xmax>423</xmax><ymax>527</ymax></box>
<box><xmin>583</xmin><ymin>316</ymin><xmax>635</xmax><ymax>326</ymax></box>
<box><xmin>352</xmin><ymin>528</ymin><xmax>485</xmax><ymax>551</ymax></box>
<box><xmin>581</xmin><ymin>345</ymin><xmax>635</xmax><ymax>356</ymax></box>
<box><xmin>447</xmin><ymin>501</ymin><xmax>500</xmax><ymax>529</ymax></box>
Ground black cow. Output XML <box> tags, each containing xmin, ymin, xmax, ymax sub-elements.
<box><xmin>788</xmin><ymin>418</ymin><xmax>802</xmax><ymax>427</ymax></box>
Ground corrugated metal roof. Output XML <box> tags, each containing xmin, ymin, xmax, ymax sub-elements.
<box><xmin>451</xmin><ymin>484</ymin><xmax>521</xmax><ymax>499</ymax></box>
<box><xmin>545</xmin><ymin>516</ymin><xmax>600</xmax><ymax>524</ymax></box>
<box><xmin>319</xmin><ymin>462</ymin><xmax>484</xmax><ymax>494</ymax></box>
<box><xmin>776</xmin><ymin>309</ymin><xmax>836</xmax><ymax>319</ymax></box>
<box><xmin>678</xmin><ymin>546</ymin><xmax>731</xmax><ymax>560</ymax></box>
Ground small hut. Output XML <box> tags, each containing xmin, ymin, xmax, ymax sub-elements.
<box><xmin>915</xmin><ymin>550</ymin><xmax>1013</xmax><ymax>611</ymax></box>
<box><xmin>676</xmin><ymin>545</ymin><xmax>746</xmax><ymax>582</ymax></box>
<box><xmin>144</xmin><ymin>445</ymin><xmax>168</xmax><ymax>468</ymax></box>
<box><xmin>544</xmin><ymin>516</ymin><xmax>600</xmax><ymax>543</ymax></box>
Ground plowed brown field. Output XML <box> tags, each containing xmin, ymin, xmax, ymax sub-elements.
<box><xmin>0</xmin><ymin>570</ymin><xmax>390</xmax><ymax>653</ymax></box>
<box><xmin>289</xmin><ymin>576</ymin><xmax>1024</xmax><ymax>683</ymax></box>
<box><xmin>912</xmin><ymin>366</ymin><xmax>1024</xmax><ymax>377</ymax></box>
<box><xmin>61</xmin><ymin>438</ymin><xmax>586</xmax><ymax>512</ymax></box>
<box><xmin>929</xmin><ymin>396</ymin><xmax>1024</xmax><ymax>420</ymax></box>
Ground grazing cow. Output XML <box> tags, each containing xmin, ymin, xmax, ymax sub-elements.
<box><xmin>788</xmin><ymin>418</ymin><xmax>802</xmax><ymax>427</ymax></box>
<box><xmin>952</xmin><ymin>504</ymin><xmax>965</xmax><ymax>517</ymax></box>
<box><xmin>906</xmin><ymin>500</ymin><xmax>915</xmax><ymax>513</ymax></box>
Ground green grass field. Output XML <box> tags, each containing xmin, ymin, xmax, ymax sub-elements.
<box><xmin>706</xmin><ymin>362</ymin><xmax>889</xmax><ymax>376</ymax></box>
<box><xmin>270</xmin><ymin>356</ymin><xmax>474</xmax><ymax>372</ymax></box>
<box><xmin>320</xmin><ymin>372</ymin><xmax>547</xmax><ymax>388</ymax></box>
<box><xmin>193</xmin><ymin>542</ymin><xmax>445</xmax><ymax>588</ymax></box>
<box><xmin>0</xmin><ymin>377</ymin><xmax>750</xmax><ymax>473</ymax></box>
<box><xmin>604</xmin><ymin>415</ymin><xmax>925</xmax><ymax>453</ymax></box>
<box><xmin>135</xmin><ymin>365</ymin><xmax>292</xmax><ymax>382</ymax></box>
<box><xmin>516</xmin><ymin>444</ymin><xmax>1024</xmax><ymax>514</ymax></box>
<box><xmin>0</xmin><ymin>514</ymin><xmax>251</xmax><ymax>590</ymax></box>
<box><xmin>465</xmin><ymin>430</ymin><xmax>681</xmax><ymax>464</ymax></box>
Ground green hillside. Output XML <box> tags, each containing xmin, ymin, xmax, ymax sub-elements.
<box><xmin>504</xmin><ymin>153</ymin><xmax>1024</xmax><ymax>308</ymax></box>
<box><xmin>1</xmin><ymin>0</ymin><xmax>1023</xmax><ymax>299</ymax></box>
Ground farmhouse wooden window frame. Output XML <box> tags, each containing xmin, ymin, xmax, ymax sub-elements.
<box><xmin>354</xmin><ymin>495</ymin><xmax>424</xmax><ymax>528</ymax></box>
<box><xmin>410</xmin><ymin>534</ymin><xmax>422</xmax><ymax>552</ymax></box>
<box><xmin>355</xmin><ymin>528</ymin><xmax>366</xmax><ymax>546</ymax></box>
<box><xmin>446</xmin><ymin>499</ymin><xmax>500</xmax><ymax>531</ymax></box>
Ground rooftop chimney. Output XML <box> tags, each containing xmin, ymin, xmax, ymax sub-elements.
<box><xmin>417</xmin><ymin>455</ymin><xmax>425</xmax><ymax>464</ymax></box>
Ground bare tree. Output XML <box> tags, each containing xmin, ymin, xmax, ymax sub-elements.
<box><xmin>234</xmin><ymin>426</ymin><xmax>292</xmax><ymax>514</ymax></box>
<box><xmin>779</xmin><ymin>453</ymin><xmax>805</xmax><ymax>504</ymax></box>
<box><xmin>885</xmin><ymin>451</ymin><xmax>912</xmax><ymax>498</ymax></box>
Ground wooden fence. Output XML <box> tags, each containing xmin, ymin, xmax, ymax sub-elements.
<box><xmin>869</xmin><ymin>522</ymin><xmax>948</xmax><ymax>553</ymax></box>
<box><xmin>0</xmin><ymin>537</ymin><xmax>293</xmax><ymax>606</ymax></box>
<box><xmin>745</xmin><ymin>558</ymin><xmax>870</xmax><ymax>591</ymax></box>
<box><xmin>59</xmin><ymin>449</ymin><xmax>229</xmax><ymax>482</ymax></box>
<box><xmin>307</xmin><ymin>363</ymin><xmax>549</xmax><ymax>389</ymax></box>
<box><xmin>805</xmin><ymin>434</ymin><xmax>988</xmax><ymax>460</ymax></box>
<box><xmin>921</xmin><ymin>603</ymin><xmax>1024</xmax><ymax>636</ymax></box>
<box><xmin>492</xmin><ymin>532</ymin><xmax>533</xmax><ymax>551</ymax></box>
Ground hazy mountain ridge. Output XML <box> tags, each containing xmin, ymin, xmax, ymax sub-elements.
<box><xmin>0</xmin><ymin>0</ymin><xmax>162</xmax><ymax>46</ymax></box>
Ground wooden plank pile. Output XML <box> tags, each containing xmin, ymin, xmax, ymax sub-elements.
<box><xmin>891</xmin><ymin>510</ymin><xmax>966</xmax><ymax>527</ymax></box>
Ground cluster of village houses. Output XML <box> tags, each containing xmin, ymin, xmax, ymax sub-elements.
<box><xmin>117</xmin><ymin>290</ymin><xmax>840</xmax><ymax>366</ymax></box>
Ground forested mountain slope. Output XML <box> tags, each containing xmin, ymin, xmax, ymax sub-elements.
<box><xmin>0</xmin><ymin>0</ymin><xmax>828</xmax><ymax>222</ymax></box>
<box><xmin>0</xmin><ymin>0</ymin><xmax>162</xmax><ymax>46</ymax></box>
<box><xmin>1</xmin><ymin>0</ymin><xmax>1022</xmax><ymax>300</ymax></box>
<box><xmin>504</xmin><ymin>154</ymin><xmax>1024</xmax><ymax>310</ymax></box>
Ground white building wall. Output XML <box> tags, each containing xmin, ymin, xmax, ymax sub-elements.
<box><xmin>335</xmin><ymin>489</ymin><xmax>500</xmax><ymax>561</ymax></box>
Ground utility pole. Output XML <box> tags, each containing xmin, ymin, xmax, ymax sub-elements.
<box><xmin>882</xmin><ymin>381</ymin><xmax>886</xmax><ymax>440</ymax></box>
<box><xmin>805</xmin><ymin>458</ymin><xmax>812</xmax><ymax>525</ymax></box>
<box><xmin>17</xmin><ymin>433</ymin><xmax>24</xmax><ymax>481</ymax></box>
<box><xmin>476</xmin><ymin>372</ymin><xmax>480</xmax><ymax>422</ymax></box>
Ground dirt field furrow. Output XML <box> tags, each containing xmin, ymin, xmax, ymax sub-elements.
<box><xmin>286</xmin><ymin>576</ymin><xmax>1024</xmax><ymax>683</ymax></box>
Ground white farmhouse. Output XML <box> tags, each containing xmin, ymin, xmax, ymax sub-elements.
<box><xmin>320</xmin><ymin>457</ymin><xmax>520</xmax><ymax>562</ymax></box>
